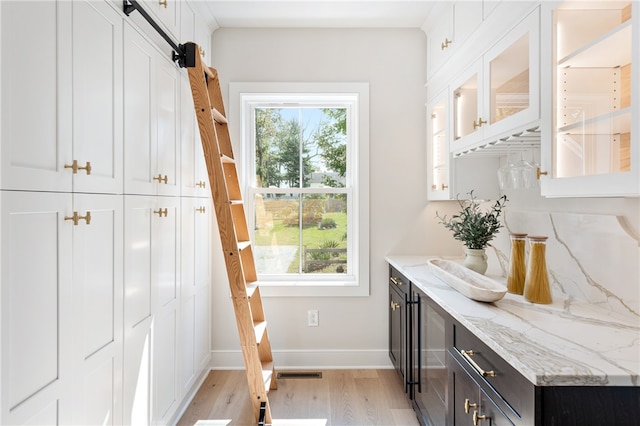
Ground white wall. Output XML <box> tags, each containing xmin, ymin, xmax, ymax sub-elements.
<box><xmin>208</xmin><ymin>28</ymin><xmax>435</xmax><ymax>368</ymax></box>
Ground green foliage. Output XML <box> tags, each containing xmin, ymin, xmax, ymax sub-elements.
<box><xmin>314</xmin><ymin>108</ymin><xmax>347</xmax><ymax>180</ymax></box>
<box><xmin>436</xmin><ymin>191</ymin><xmax>508</xmax><ymax>250</ymax></box>
<box><xmin>319</xmin><ymin>217</ymin><xmax>337</xmax><ymax>229</ymax></box>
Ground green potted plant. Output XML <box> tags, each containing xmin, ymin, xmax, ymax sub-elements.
<box><xmin>436</xmin><ymin>191</ymin><xmax>508</xmax><ymax>274</ymax></box>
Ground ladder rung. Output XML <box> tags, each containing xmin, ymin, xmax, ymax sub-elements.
<box><xmin>262</xmin><ymin>361</ymin><xmax>274</xmax><ymax>390</ymax></box>
<box><xmin>246</xmin><ymin>282</ymin><xmax>258</xmax><ymax>298</ymax></box>
<box><xmin>220</xmin><ymin>154</ymin><xmax>235</xmax><ymax>163</ymax></box>
<box><xmin>254</xmin><ymin>320</ymin><xmax>267</xmax><ymax>344</ymax></box>
<box><xmin>230</xmin><ymin>199</ymin><xmax>244</xmax><ymax>205</ymax></box>
<box><xmin>238</xmin><ymin>241</ymin><xmax>251</xmax><ymax>251</ymax></box>
<box><xmin>203</xmin><ymin>66</ymin><xmax>216</xmax><ymax>80</ymax></box>
<box><xmin>212</xmin><ymin>108</ymin><xmax>228</xmax><ymax>124</ymax></box>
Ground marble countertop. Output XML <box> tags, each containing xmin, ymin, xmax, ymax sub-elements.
<box><xmin>387</xmin><ymin>255</ymin><xmax>640</xmax><ymax>387</ymax></box>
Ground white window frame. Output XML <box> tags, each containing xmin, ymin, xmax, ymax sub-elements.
<box><xmin>229</xmin><ymin>82</ymin><xmax>370</xmax><ymax>297</ymax></box>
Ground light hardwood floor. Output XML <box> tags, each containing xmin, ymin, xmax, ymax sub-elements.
<box><xmin>177</xmin><ymin>369</ymin><xmax>420</xmax><ymax>426</ymax></box>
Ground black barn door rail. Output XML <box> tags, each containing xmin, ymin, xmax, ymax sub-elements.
<box><xmin>122</xmin><ymin>0</ymin><xmax>195</xmax><ymax>68</ymax></box>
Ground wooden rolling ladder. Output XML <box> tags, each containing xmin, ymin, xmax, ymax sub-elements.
<box><xmin>184</xmin><ymin>42</ymin><xmax>277</xmax><ymax>426</ymax></box>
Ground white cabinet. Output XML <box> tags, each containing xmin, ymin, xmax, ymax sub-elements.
<box><xmin>0</xmin><ymin>191</ymin><xmax>73</xmax><ymax>426</ymax></box>
<box><xmin>540</xmin><ymin>1</ymin><xmax>638</xmax><ymax>197</ymax></box>
<box><xmin>123</xmin><ymin>195</ymin><xmax>180</xmax><ymax>425</ymax></box>
<box><xmin>450</xmin><ymin>8</ymin><xmax>540</xmax><ymax>155</ymax></box>
<box><xmin>179</xmin><ymin>197</ymin><xmax>211</xmax><ymax>394</ymax></box>
<box><xmin>425</xmin><ymin>1</ymin><xmax>502</xmax><ymax>80</ymax></box>
<box><xmin>124</xmin><ymin>24</ymin><xmax>181</xmax><ymax>197</ymax></box>
<box><xmin>2</xmin><ymin>1</ymin><xmax>212</xmax><ymax>426</ymax></box>
<box><xmin>180</xmin><ymin>75</ymin><xmax>209</xmax><ymax>197</ymax></box>
<box><xmin>1</xmin><ymin>0</ymin><xmax>123</xmax><ymax>194</ymax></box>
<box><xmin>70</xmin><ymin>193</ymin><xmax>123</xmax><ymax>425</ymax></box>
<box><xmin>140</xmin><ymin>0</ymin><xmax>181</xmax><ymax>40</ymax></box>
<box><xmin>427</xmin><ymin>90</ymin><xmax>500</xmax><ymax>201</ymax></box>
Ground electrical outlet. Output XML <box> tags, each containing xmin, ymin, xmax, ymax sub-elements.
<box><xmin>308</xmin><ymin>309</ymin><xmax>319</xmax><ymax>327</ymax></box>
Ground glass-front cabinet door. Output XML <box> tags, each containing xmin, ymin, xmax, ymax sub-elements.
<box><xmin>450</xmin><ymin>8</ymin><xmax>540</xmax><ymax>155</ymax></box>
<box><xmin>427</xmin><ymin>90</ymin><xmax>451</xmax><ymax>200</ymax></box>
<box><xmin>541</xmin><ymin>1</ymin><xmax>638</xmax><ymax>197</ymax></box>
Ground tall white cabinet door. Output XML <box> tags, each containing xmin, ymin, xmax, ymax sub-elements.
<box><xmin>123</xmin><ymin>195</ymin><xmax>180</xmax><ymax>425</ymax></box>
<box><xmin>124</xmin><ymin>24</ymin><xmax>158</xmax><ymax>196</ymax></box>
<box><xmin>152</xmin><ymin>196</ymin><xmax>180</xmax><ymax>424</ymax></box>
<box><xmin>179</xmin><ymin>197</ymin><xmax>211</xmax><ymax>394</ymax></box>
<box><xmin>70</xmin><ymin>193</ymin><xmax>123</xmax><ymax>425</ymax></box>
<box><xmin>180</xmin><ymin>75</ymin><xmax>209</xmax><ymax>197</ymax></box>
<box><xmin>123</xmin><ymin>195</ymin><xmax>154</xmax><ymax>425</ymax></box>
<box><xmin>193</xmin><ymin>197</ymin><xmax>211</xmax><ymax>371</ymax></box>
<box><xmin>0</xmin><ymin>191</ymin><xmax>73</xmax><ymax>425</ymax></box>
<box><xmin>156</xmin><ymin>57</ymin><xmax>181</xmax><ymax>197</ymax></box>
<box><xmin>0</xmin><ymin>1</ymin><xmax>72</xmax><ymax>192</ymax></box>
<box><xmin>71</xmin><ymin>0</ymin><xmax>123</xmax><ymax>194</ymax></box>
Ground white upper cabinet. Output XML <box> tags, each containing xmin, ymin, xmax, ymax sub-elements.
<box><xmin>450</xmin><ymin>8</ymin><xmax>540</xmax><ymax>155</ymax></box>
<box><xmin>1</xmin><ymin>0</ymin><xmax>122</xmax><ymax>194</ymax></box>
<box><xmin>124</xmin><ymin>24</ymin><xmax>180</xmax><ymax>197</ymax></box>
<box><xmin>71</xmin><ymin>1</ymin><xmax>124</xmax><ymax>194</ymax></box>
<box><xmin>540</xmin><ymin>1</ymin><xmax>638</xmax><ymax>197</ymax></box>
<box><xmin>427</xmin><ymin>88</ymin><xmax>500</xmax><ymax>201</ymax></box>
<box><xmin>425</xmin><ymin>1</ymin><xmax>503</xmax><ymax>81</ymax></box>
<box><xmin>139</xmin><ymin>0</ymin><xmax>181</xmax><ymax>40</ymax></box>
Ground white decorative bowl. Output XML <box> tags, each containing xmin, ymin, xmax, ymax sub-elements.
<box><xmin>427</xmin><ymin>258</ymin><xmax>507</xmax><ymax>303</ymax></box>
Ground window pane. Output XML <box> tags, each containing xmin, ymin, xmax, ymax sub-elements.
<box><xmin>301</xmin><ymin>194</ymin><xmax>348</xmax><ymax>274</ymax></box>
<box><xmin>302</xmin><ymin>108</ymin><xmax>347</xmax><ymax>188</ymax></box>
<box><xmin>253</xmin><ymin>193</ymin><xmax>300</xmax><ymax>274</ymax></box>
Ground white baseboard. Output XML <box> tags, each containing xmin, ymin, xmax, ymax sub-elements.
<box><xmin>209</xmin><ymin>348</ymin><xmax>393</xmax><ymax>370</ymax></box>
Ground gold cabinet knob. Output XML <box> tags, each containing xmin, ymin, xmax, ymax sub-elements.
<box><xmin>390</xmin><ymin>301</ymin><xmax>400</xmax><ymax>311</ymax></box>
<box><xmin>153</xmin><ymin>174</ymin><xmax>168</xmax><ymax>184</ymax></box>
<box><xmin>196</xmin><ymin>181</ymin><xmax>206</xmax><ymax>188</ymax></box>
<box><xmin>64</xmin><ymin>211</ymin><xmax>91</xmax><ymax>225</ymax></box>
<box><xmin>196</xmin><ymin>206</ymin><xmax>206</xmax><ymax>213</ymax></box>
<box><xmin>536</xmin><ymin>167</ymin><xmax>548</xmax><ymax>180</ymax></box>
<box><xmin>441</xmin><ymin>183</ymin><xmax>449</xmax><ymax>190</ymax></box>
<box><xmin>473</xmin><ymin>410</ymin><xmax>488</xmax><ymax>425</ymax></box>
<box><xmin>441</xmin><ymin>38</ymin><xmax>452</xmax><ymax>50</ymax></box>
<box><xmin>473</xmin><ymin>118</ymin><xmax>487</xmax><ymax>129</ymax></box>
<box><xmin>153</xmin><ymin>208</ymin><xmax>168</xmax><ymax>217</ymax></box>
<box><xmin>64</xmin><ymin>160</ymin><xmax>92</xmax><ymax>175</ymax></box>
<box><xmin>464</xmin><ymin>398</ymin><xmax>478</xmax><ymax>414</ymax></box>
<box><xmin>159</xmin><ymin>0</ymin><xmax>168</xmax><ymax>8</ymax></box>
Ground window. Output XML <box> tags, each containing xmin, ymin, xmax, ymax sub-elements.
<box><xmin>230</xmin><ymin>83</ymin><xmax>369</xmax><ymax>296</ymax></box>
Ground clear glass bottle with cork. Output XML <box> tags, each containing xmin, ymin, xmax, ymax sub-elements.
<box><xmin>523</xmin><ymin>235</ymin><xmax>552</xmax><ymax>304</ymax></box>
<box><xmin>507</xmin><ymin>233</ymin><xmax>527</xmax><ymax>295</ymax></box>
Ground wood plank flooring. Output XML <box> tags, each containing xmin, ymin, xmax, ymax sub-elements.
<box><xmin>177</xmin><ymin>369</ymin><xmax>420</xmax><ymax>426</ymax></box>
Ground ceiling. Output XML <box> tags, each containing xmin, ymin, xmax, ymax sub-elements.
<box><xmin>196</xmin><ymin>0</ymin><xmax>437</xmax><ymax>30</ymax></box>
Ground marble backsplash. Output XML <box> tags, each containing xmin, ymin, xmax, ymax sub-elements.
<box><xmin>487</xmin><ymin>210</ymin><xmax>640</xmax><ymax>321</ymax></box>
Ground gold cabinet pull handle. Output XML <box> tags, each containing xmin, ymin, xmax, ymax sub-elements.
<box><xmin>199</xmin><ymin>47</ymin><xmax>205</xmax><ymax>58</ymax></box>
<box><xmin>464</xmin><ymin>398</ymin><xmax>478</xmax><ymax>414</ymax></box>
<box><xmin>536</xmin><ymin>167</ymin><xmax>548</xmax><ymax>180</ymax></box>
<box><xmin>64</xmin><ymin>211</ymin><xmax>91</xmax><ymax>225</ymax></box>
<box><xmin>153</xmin><ymin>208</ymin><xmax>168</xmax><ymax>217</ymax></box>
<box><xmin>473</xmin><ymin>118</ymin><xmax>487</xmax><ymax>129</ymax></box>
<box><xmin>473</xmin><ymin>410</ymin><xmax>488</xmax><ymax>425</ymax></box>
<box><xmin>196</xmin><ymin>206</ymin><xmax>206</xmax><ymax>213</ymax></box>
<box><xmin>153</xmin><ymin>174</ymin><xmax>168</xmax><ymax>184</ymax></box>
<box><xmin>390</xmin><ymin>276</ymin><xmax>402</xmax><ymax>287</ymax></box>
<box><xmin>159</xmin><ymin>0</ymin><xmax>168</xmax><ymax>8</ymax></box>
<box><xmin>441</xmin><ymin>38</ymin><xmax>452</xmax><ymax>50</ymax></box>
<box><xmin>460</xmin><ymin>349</ymin><xmax>496</xmax><ymax>378</ymax></box>
<box><xmin>390</xmin><ymin>300</ymin><xmax>400</xmax><ymax>311</ymax></box>
<box><xmin>441</xmin><ymin>183</ymin><xmax>449</xmax><ymax>190</ymax></box>
<box><xmin>196</xmin><ymin>181</ymin><xmax>206</xmax><ymax>188</ymax></box>
<box><xmin>64</xmin><ymin>160</ymin><xmax>91</xmax><ymax>175</ymax></box>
